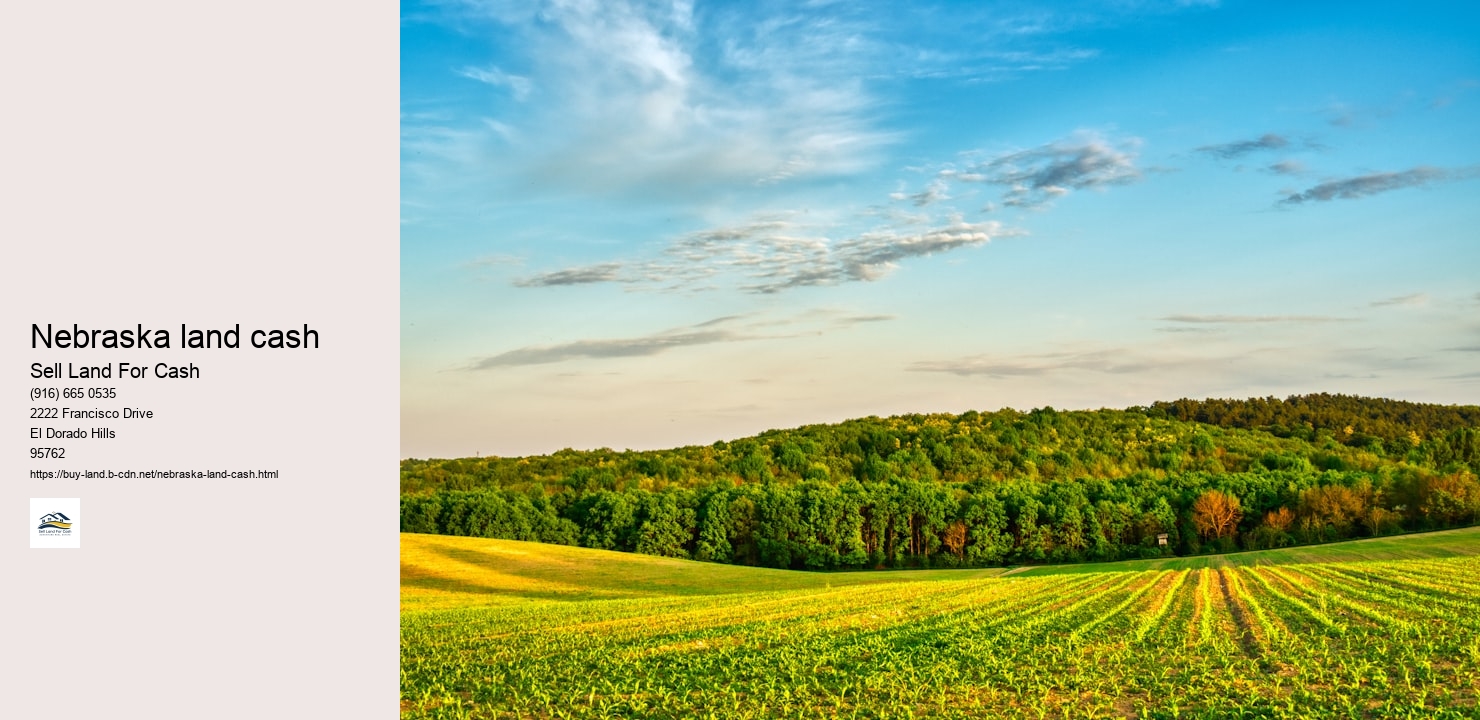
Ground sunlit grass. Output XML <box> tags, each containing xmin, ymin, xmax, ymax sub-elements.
<box><xmin>401</xmin><ymin>529</ymin><xmax>1480</xmax><ymax>718</ymax></box>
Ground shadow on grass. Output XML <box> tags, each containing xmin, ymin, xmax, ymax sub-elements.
<box><xmin>409</xmin><ymin>543</ymin><xmax>682</xmax><ymax>602</ymax></box>
<box><xmin>400</xmin><ymin>561</ymin><xmax>534</xmax><ymax>599</ymax></box>
<box><xmin>409</xmin><ymin>539</ymin><xmax>898</xmax><ymax>601</ymax></box>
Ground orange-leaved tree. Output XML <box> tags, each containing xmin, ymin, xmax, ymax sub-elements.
<box><xmin>1191</xmin><ymin>489</ymin><xmax>1242</xmax><ymax>540</ymax></box>
<box><xmin>942</xmin><ymin>520</ymin><xmax>968</xmax><ymax>559</ymax></box>
<box><xmin>1263</xmin><ymin>506</ymin><xmax>1295</xmax><ymax>532</ymax></box>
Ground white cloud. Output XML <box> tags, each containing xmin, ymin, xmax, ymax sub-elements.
<box><xmin>467</xmin><ymin>309</ymin><xmax>896</xmax><ymax>368</ymax></box>
<box><xmin>892</xmin><ymin>179</ymin><xmax>950</xmax><ymax>207</ymax></box>
<box><xmin>513</xmin><ymin>214</ymin><xmax>1024</xmax><ymax>294</ymax></box>
<box><xmin>1265</xmin><ymin>160</ymin><xmax>1305</xmax><ymax>175</ymax></box>
<box><xmin>947</xmin><ymin>132</ymin><xmax>1142</xmax><ymax>209</ymax></box>
<box><xmin>443</xmin><ymin>0</ymin><xmax>894</xmax><ymax>195</ymax></box>
<box><xmin>1280</xmin><ymin>166</ymin><xmax>1471</xmax><ymax>205</ymax></box>
<box><xmin>515</xmin><ymin>263</ymin><xmax>625</xmax><ymax>288</ymax></box>
<box><xmin>1195</xmin><ymin>133</ymin><xmax>1288</xmax><ymax>159</ymax></box>
<box><xmin>457</xmin><ymin>65</ymin><xmax>532</xmax><ymax>101</ymax></box>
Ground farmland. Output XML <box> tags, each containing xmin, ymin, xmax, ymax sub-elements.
<box><xmin>401</xmin><ymin>528</ymin><xmax>1480</xmax><ymax>719</ymax></box>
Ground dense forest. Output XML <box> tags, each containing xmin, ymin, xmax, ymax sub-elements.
<box><xmin>401</xmin><ymin>394</ymin><xmax>1480</xmax><ymax>569</ymax></box>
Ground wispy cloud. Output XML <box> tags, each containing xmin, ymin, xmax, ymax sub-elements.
<box><xmin>950</xmin><ymin>132</ymin><xmax>1142</xmax><ymax>209</ymax></box>
<box><xmin>1430</xmin><ymin>79</ymin><xmax>1479</xmax><ymax>110</ymax></box>
<box><xmin>926</xmin><ymin>47</ymin><xmax>1104</xmax><ymax>85</ymax></box>
<box><xmin>1325</xmin><ymin>102</ymin><xmax>1357</xmax><ymax>127</ymax></box>
<box><xmin>1195</xmin><ymin>133</ymin><xmax>1288</xmax><ymax>159</ymax></box>
<box><xmin>466</xmin><ymin>310</ymin><xmax>894</xmax><ymax>368</ymax></box>
<box><xmin>908</xmin><ymin>338</ymin><xmax>1447</xmax><ymax>389</ymax></box>
<box><xmin>514</xmin><ymin>215</ymin><xmax>1022</xmax><ymax>294</ymax></box>
<box><xmin>1159</xmin><ymin>314</ymin><xmax>1356</xmax><ymax>324</ymax></box>
<box><xmin>813</xmin><ymin>220</ymin><xmax>1006</xmax><ymax>287</ymax></box>
<box><xmin>515</xmin><ymin>263</ymin><xmax>625</xmax><ymax>288</ymax></box>
<box><xmin>1370</xmin><ymin>293</ymin><xmax>1428</xmax><ymax>308</ymax></box>
<box><xmin>1321</xmin><ymin>97</ymin><xmax>1407</xmax><ymax>129</ymax></box>
<box><xmin>909</xmin><ymin>348</ymin><xmax>1158</xmax><ymax>377</ymax></box>
<box><xmin>1279</xmin><ymin>166</ymin><xmax>1459</xmax><ymax>205</ymax></box>
<box><xmin>470</xmin><ymin>329</ymin><xmax>741</xmax><ymax>368</ymax></box>
<box><xmin>891</xmin><ymin>179</ymin><xmax>950</xmax><ymax>207</ymax></box>
<box><xmin>1265</xmin><ymin>160</ymin><xmax>1306</xmax><ymax>175</ymax></box>
<box><xmin>464</xmin><ymin>254</ymin><xmax>523</xmax><ymax>268</ymax></box>
<box><xmin>834</xmin><ymin>314</ymin><xmax>895</xmax><ymax>326</ymax></box>
<box><xmin>425</xmin><ymin>0</ymin><xmax>896</xmax><ymax>195</ymax></box>
<box><xmin>457</xmin><ymin>65</ymin><xmax>533</xmax><ymax>101</ymax></box>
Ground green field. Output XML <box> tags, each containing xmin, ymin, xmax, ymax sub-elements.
<box><xmin>1013</xmin><ymin>527</ymin><xmax>1480</xmax><ymax>576</ymax></box>
<box><xmin>402</xmin><ymin>529</ymin><xmax>1480</xmax><ymax>719</ymax></box>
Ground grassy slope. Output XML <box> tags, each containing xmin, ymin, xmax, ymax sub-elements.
<box><xmin>1014</xmin><ymin>525</ymin><xmax>1480</xmax><ymax>576</ymax></box>
<box><xmin>401</xmin><ymin>533</ymin><xmax>1004</xmax><ymax>610</ymax></box>
<box><xmin>402</xmin><ymin>526</ymin><xmax>1480</xmax><ymax>609</ymax></box>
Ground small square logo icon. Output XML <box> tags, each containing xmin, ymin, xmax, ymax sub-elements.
<box><xmin>31</xmin><ymin>497</ymin><xmax>81</xmax><ymax>549</ymax></box>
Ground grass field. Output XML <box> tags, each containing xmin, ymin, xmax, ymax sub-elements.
<box><xmin>401</xmin><ymin>528</ymin><xmax>1480</xmax><ymax>719</ymax></box>
<box><xmin>1013</xmin><ymin>527</ymin><xmax>1480</xmax><ymax>576</ymax></box>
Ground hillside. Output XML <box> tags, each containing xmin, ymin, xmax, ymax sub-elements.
<box><xmin>400</xmin><ymin>530</ymin><xmax>1480</xmax><ymax>719</ymax></box>
<box><xmin>401</xmin><ymin>532</ymin><xmax>1005</xmax><ymax>610</ymax></box>
<box><xmin>401</xmin><ymin>527</ymin><xmax>1480</xmax><ymax>607</ymax></box>
<box><xmin>400</xmin><ymin>394</ymin><xmax>1480</xmax><ymax>570</ymax></box>
<box><xmin>1013</xmin><ymin>524</ymin><xmax>1480</xmax><ymax>575</ymax></box>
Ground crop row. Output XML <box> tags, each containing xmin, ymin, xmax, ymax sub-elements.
<box><xmin>402</xmin><ymin>555</ymin><xmax>1480</xmax><ymax>719</ymax></box>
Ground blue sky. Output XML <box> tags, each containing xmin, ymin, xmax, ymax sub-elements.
<box><xmin>402</xmin><ymin>0</ymin><xmax>1480</xmax><ymax>458</ymax></box>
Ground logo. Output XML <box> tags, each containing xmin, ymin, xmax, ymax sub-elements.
<box><xmin>30</xmin><ymin>497</ymin><xmax>81</xmax><ymax>548</ymax></box>
<box><xmin>38</xmin><ymin>512</ymin><xmax>73</xmax><ymax>532</ymax></box>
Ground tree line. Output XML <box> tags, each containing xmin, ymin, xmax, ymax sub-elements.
<box><xmin>1149</xmin><ymin>393</ymin><xmax>1480</xmax><ymax>457</ymax></box>
<box><xmin>400</xmin><ymin>468</ymin><xmax>1479</xmax><ymax>569</ymax></box>
<box><xmin>400</xmin><ymin>395</ymin><xmax>1480</xmax><ymax>569</ymax></box>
